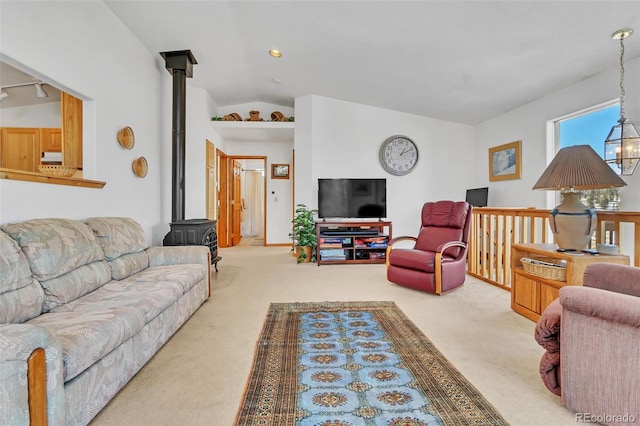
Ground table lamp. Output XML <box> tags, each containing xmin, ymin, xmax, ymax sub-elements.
<box><xmin>533</xmin><ymin>145</ymin><xmax>626</xmax><ymax>250</ymax></box>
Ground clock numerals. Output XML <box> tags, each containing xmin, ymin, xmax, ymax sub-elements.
<box><xmin>379</xmin><ymin>135</ymin><xmax>419</xmax><ymax>176</ymax></box>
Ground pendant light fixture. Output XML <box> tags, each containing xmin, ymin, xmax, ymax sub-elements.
<box><xmin>604</xmin><ymin>28</ymin><xmax>640</xmax><ymax>175</ymax></box>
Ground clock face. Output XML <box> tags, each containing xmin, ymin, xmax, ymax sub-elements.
<box><xmin>379</xmin><ymin>135</ymin><xmax>419</xmax><ymax>175</ymax></box>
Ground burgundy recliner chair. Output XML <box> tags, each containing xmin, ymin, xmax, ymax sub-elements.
<box><xmin>386</xmin><ymin>200</ymin><xmax>472</xmax><ymax>295</ymax></box>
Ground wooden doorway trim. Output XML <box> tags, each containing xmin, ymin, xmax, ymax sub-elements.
<box><xmin>231</xmin><ymin>159</ymin><xmax>242</xmax><ymax>246</ymax></box>
<box><xmin>206</xmin><ymin>140</ymin><xmax>215</xmax><ymax>221</ymax></box>
<box><xmin>228</xmin><ymin>155</ymin><xmax>267</xmax><ymax>246</ymax></box>
<box><xmin>217</xmin><ymin>148</ymin><xmax>229</xmax><ymax>248</ymax></box>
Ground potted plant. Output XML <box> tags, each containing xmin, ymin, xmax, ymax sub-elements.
<box><xmin>289</xmin><ymin>203</ymin><xmax>318</xmax><ymax>263</ymax></box>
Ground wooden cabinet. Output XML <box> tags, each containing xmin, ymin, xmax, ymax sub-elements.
<box><xmin>41</xmin><ymin>128</ymin><xmax>62</xmax><ymax>152</ymax></box>
<box><xmin>0</xmin><ymin>127</ymin><xmax>40</xmax><ymax>172</ymax></box>
<box><xmin>511</xmin><ymin>243</ymin><xmax>630</xmax><ymax>322</ymax></box>
<box><xmin>1</xmin><ymin>128</ymin><xmax>64</xmax><ymax>172</ymax></box>
<box><xmin>316</xmin><ymin>221</ymin><xmax>392</xmax><ymax>265</ymax></box>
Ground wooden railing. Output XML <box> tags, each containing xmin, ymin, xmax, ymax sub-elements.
<box><xmin>467</xmin><ymin>207</ymin><xmax>640</xmax><ymax>291</ymax></box>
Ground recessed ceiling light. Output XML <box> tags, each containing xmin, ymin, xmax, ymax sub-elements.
<box><xmin>269</xmin><ymin>49</ymin><xmax>282</xmax><ymax>58</ymax></box>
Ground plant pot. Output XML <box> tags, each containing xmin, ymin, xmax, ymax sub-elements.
<box><xmin>296</xmin><ymin>246</ymin><xmax>313</xmax><ymax>263</ymax></box>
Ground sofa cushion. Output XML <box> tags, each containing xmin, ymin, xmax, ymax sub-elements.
<box><xmin>40</xmin><ymin>278</ymin><xmax>185</xmax><ymax>381</ymax></box>
<box><xmin>52</xmin><ymin>279</ymin><xmax>184</xmax><ymax>324</ymax></box>
<box><xmin>84</xmin><ymin>217</ymin><xmax>148</xmax><ymax>261</ymax></box>
<box><xmin>415</xmin><ymin>201</ymin><xmax>468</xmax><ymax>258</ymax></box>
<box><xmin>0</xmin><ymin>280</ymin><xmax>44</xmax><ymax>324</ymax></box>
<box><xmin>28</xmin><ymin>305</ymin><xmax>146</xmax><ymax>382</ymax></box>
<box><xmin>388</xmin><ymin>248</ymin><xmax>436</xmax><ymax>273</ymax></box>
<box><xmin>108</xmin><ymin>251</ymin><xmax>149</xmax><ymax>281</ymax></box>
<box><xmin>2</xmin><ymin>219</ymin><xmax>104</xmax><ymax>282</ymax></box>
<box><xmin>125</xmin><ymin>264</ymin><xmax>208</xmax><ymax>294</ymax></box>
<box><xmin>39</xmin><ymin>260</ymin><xmax>112</xmax><ymax>312</ymax></box>
<box><xmin>0</xmin><ymin>230</ymin><xmax>44</xmax><ymax>323</ymax></box>
<box><xmin>0</xmin><ymin>230</ymin><xmax>33</xmax><ymax>292</ymax></box>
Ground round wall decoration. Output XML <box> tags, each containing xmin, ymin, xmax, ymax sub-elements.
<box><xmin>379</xmin><ymin>135</ymin><xmax>419</xmax><ymax>176</ymax></box>
<box><xmin>117</xmin><ymin>126</ymin><xmax>135</xmax><ymax>150</ymax></box>
<box><xmin>132</xmin><ymin>156</ymin><xmax>148</xmax><ymax>178</ymax></box>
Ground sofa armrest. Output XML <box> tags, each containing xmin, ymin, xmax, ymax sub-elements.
<box><xmin>560</xmin><ymin>285</ymin><xmax>640</xmax><ymax>328</ymax></box>
<box><xmin>0</xmin><ymin>324</ymin><xmax>65</xmax><ymax>426</ymax></box>
<box><xmin>582</xmin><ymin>263</ymin><xmax>640</xmax><ymax>297</ymax></box>
<box><xmin>559</xmin><ymin>286</ymin><xmax>640</xmax><ymax>418</ymax></box>
<box><xmin>534</xmin><ymin>299</ymin><xmax>563</xmax><ymax>396</ymax></box>
<box><xmin>146</xmin><ymin>245</ymin><xmax>210</xmax><ymax>267</ymax></box>
<box><xmin>535</xmin><ymin>298</ymin><xmax>562</xmax><ymax>353</ymax></box>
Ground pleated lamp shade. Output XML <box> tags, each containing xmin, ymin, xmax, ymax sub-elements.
<box><xmin>533</xmin><ymin>145</ymin><xmax>627</xmax><ymax>249</ymax></box>
<box><xmin>533</xmin><ymin>145</ymin><xmax>626</xmax><ymax>190</ymax></box>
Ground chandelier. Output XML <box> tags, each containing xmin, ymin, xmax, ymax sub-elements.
<box><xmin>604</xmin><ymin>28</ymin><xmax>640</xmax><ymax>175</ymax></box>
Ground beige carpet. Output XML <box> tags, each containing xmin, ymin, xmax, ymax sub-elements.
<box><xmin>91</xmin><ymin>245</ymin><xmax>576</xmax><ymax>425</ymax></box>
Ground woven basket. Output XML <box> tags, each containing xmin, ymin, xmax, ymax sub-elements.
<box><xmin>38</xmin><ymin>165</ymin><xmax>77</xmax><ymax>177</ymax></box>
<box><xmin>521</xmin><ymin>257</ymin><xmax>567</xmax><ymax>281</ymax></box>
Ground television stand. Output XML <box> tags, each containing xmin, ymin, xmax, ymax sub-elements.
<box><xmin>316</xmin><ymin>220</ymin><xmax>392</xmax><ymax>265</ymax></box>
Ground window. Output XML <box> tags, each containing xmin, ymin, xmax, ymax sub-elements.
<box><xmin>557</xmin><ymin>102</ymin><xmax>621</xmax><ymax>210</ymax></box>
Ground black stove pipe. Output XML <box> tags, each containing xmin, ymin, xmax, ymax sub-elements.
<box><xmin>160</xmin><ymin>50</ymin><xmax>197</xmax><ymax>222</ymax></box>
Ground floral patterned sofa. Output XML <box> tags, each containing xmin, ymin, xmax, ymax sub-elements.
<box><xmin>0</xmin><ymin>217</ymin><xmax>210</xmax><ymax>426</ymax></box>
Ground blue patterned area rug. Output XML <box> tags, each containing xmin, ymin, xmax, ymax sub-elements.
<box><xmin>234</xmin><ymin>301</ymin><xmax>508</xmax><ymax>426</ymax></box>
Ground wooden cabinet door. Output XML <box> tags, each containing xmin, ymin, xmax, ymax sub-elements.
<box><xmin>0</xmin><ymin>127</ymin><xmax>39</xmax><ymax>172</ymax></box>
<box><xmin>513</xmin><ymin>272</ymin><xmax>540</xmax><ymax>313</ymax></box>
<box><xmin>41</xmin><ymin>128</ymin><xmax>62</xmax><ymax>153</ymax></box>
<box><xmin>540</xmin><ymin>284</ymin><xmax>559</xmax><ymax>314</ymax></box>
<box><xmin>61</xmin><ymin>92</ymin><xmax>83</xmax><ymax>168</ymax></box>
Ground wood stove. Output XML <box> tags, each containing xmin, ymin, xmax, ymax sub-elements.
<box><xmin>163</xmin><ymin>218</ymin><xmax>220</xmax><ymax>271</ymax></box>
<box><xmin>160</xmin><ymin>50</ymin><xmax>221</xmax><ymax>270</ymax></box>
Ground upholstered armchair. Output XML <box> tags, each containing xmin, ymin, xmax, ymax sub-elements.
<box><xmin>385</xmin><ymin>200</ymin><xmax>472</xmax><ymax>295</ymax></box>
<box><xmin>535</xmin><ymin>263</ymin><xmax>640</xmax><ymax>423</ymax></box>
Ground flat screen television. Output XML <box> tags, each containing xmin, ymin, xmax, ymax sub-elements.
<box><xmin>465</xmin><ymin>187</ymin><xmax>488</xmax><ymax>207</ymax></box>
<box><xmin>318</xmin><ymin>178</ymin><xmax>387</xmax><ymax>219</ymax></box>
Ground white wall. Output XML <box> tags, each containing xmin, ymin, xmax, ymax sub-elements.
<box><xmin>0</xmin><ymin>102</ymin><xmax>61</xmax><ymax>128</ymax></box>
<box><xmin>183</xmin><ymin>86</ymin><xmax>222</xmax><ymax>224</ymax></box>
<box><xmin>0</xmin><ymin>2</ymin><xmax>168</xmax><ymax>243</ymax></box>
<box><xmin>295</xmin><ymin>95</ymin><xmax>476</xmax><ymax>238</ymax></box>
<box><xmin>475</xmin><ymin>57</ymin><xmax>640</xmax><ymax>210</ymax></box>
<box><xmin>223</xmin><ymin>140</ymin><xmax>293</xmax><ymax>244</ymax></box>
<box><xmin>201</xmin><ymin>101</ymin><xmax>294</xmax><ymax>245</ymax></box>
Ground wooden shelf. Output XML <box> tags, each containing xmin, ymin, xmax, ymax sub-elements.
<box><xmin>210</xmin><ymin>121</ymin><xmax>294</xmax><ymax>143</ymax></box>
<box><xmin>0</xmin><ymin>168</ymin><xmax>105</xmax><ymax>189</ymax></box>
<box><xmin>316</xmin><ymin>220</ymin><xmax>392</xmax><ymax>266</ymax></box>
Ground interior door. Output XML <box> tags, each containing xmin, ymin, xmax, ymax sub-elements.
<box><xmin>217</xmin><ymin>150</ymin><xmax>229</xmax><ymax>248</ymax></box>
<box><xmin>231</xmin><ymin>160</ymin><xmax>242</xmax><ymax>246</ymax></box>
<box><xmin>206</xmin><ymin>140</ymin><xmax>215</xmax><ymax>220</ymax></box>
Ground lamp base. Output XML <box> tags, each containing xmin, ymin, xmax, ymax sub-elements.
<box><xmin>549</xmin><ymin>192</ymin><xmax>596</xmax><ymax>250</ymax></box>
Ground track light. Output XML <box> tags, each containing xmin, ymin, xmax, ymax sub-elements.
<box><xmin>34</xmin><ymin>83</ymin><xmax>48</xmax><ymax>98</ymax></box>
<box><xmin>0</xmin><ymin>81</ymin><xmax>50</xmax><ymax>101</ymax></box>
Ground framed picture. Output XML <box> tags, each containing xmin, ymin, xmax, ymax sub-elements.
<box><xmin>271</xmin><ymin>163</ymin><xmax>290</xmax><ymax>179</ymax></box>
<box><xmin>489</xmin><ymin>140</ymin><xmax>522</xmax><ymax>181</ymax></box>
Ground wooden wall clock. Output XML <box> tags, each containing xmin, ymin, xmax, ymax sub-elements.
<box><xmin>379</xmin><ymin>135</ymin><xmax>419</xmax><ymax>175</ymax></box>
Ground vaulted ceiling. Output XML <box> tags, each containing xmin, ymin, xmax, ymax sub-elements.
<box><xmin>5</xmin><ymin>2</ymin><xmax>640</xmax><ymax>124</ymax></box>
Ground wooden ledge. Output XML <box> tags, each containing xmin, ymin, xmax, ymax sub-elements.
<box><xmin>0</xmin><ymin>168</ymin><xmax>106</xmax><ymax>189</ymax></box>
